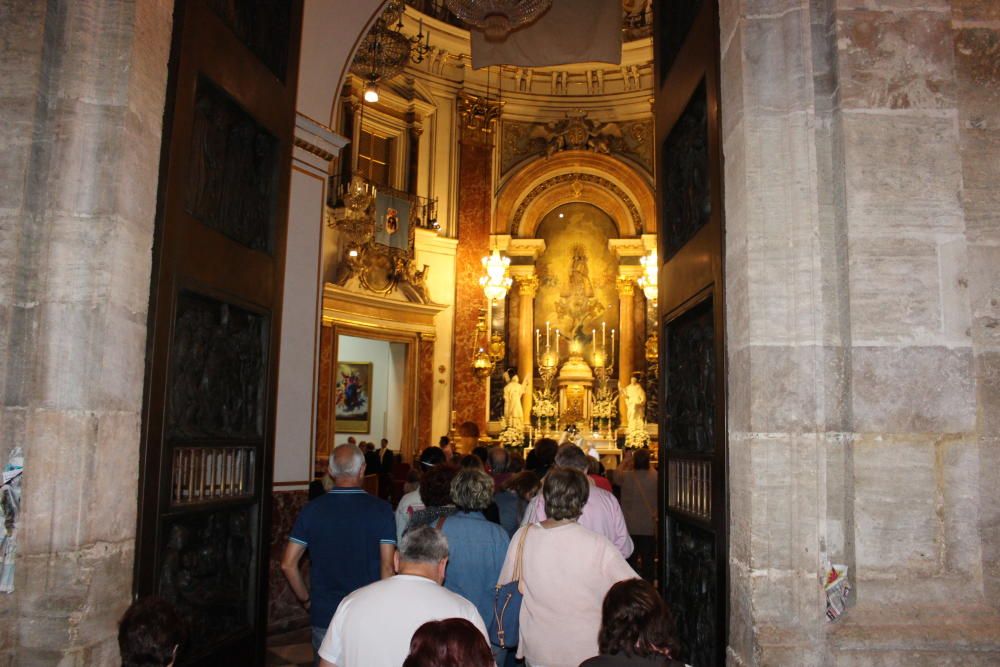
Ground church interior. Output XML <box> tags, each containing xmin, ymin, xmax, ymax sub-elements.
<box><xmin>1</xmin><ymin>0</ymin><xmax>999</xmax><ymax>665</ymax></box>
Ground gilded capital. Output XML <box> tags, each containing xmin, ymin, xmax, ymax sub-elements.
<box><xmin>517</xmin><ymin>274</ymin><xmax>539</xmax><ymax>297</ymax></box>
<box><xmin>616</xmin><ymin>275</ymin><xmax>635</xmax><ymax>296</ymax></box>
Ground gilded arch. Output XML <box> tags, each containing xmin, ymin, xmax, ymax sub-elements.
<box><xmin>494</xmin><ymin>150</ymin><xmax>655</xmax><ymax>238</ymax></box>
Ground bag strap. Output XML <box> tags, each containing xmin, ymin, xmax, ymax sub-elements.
<box><xmin>512</xmin><ymin>523</ymin><xmax>531</xmax><ymax>583</ymax></box>
<box><xmin>435</xmin><ymin>515</ymin><xmax>447</xmax><ymax>531</ymax></box>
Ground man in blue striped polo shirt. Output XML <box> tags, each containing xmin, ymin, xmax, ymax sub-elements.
<box><xmin>281</xmin><ymin>443</ymin><xmax>396</xmax><ymax>661</ymax></box>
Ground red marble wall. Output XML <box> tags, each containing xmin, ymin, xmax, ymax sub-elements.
<box><xmin>418</xmin><ymin>337</ymin><xmax>435</xmax><ymax>450</ymax></box>
<box><xmin>452</xmin><ymin>131</ymin><xmax>493</xmax><ymax>433</ymax></box>
<box><xmin>268</xmin><ymin>490</ymin><xmax>310</xmax><ymax>631</ymax></box>
<box><xmin>314</xmin><ymin>325</ymin><xmax>333</xmax><ymax>476</ymax></box>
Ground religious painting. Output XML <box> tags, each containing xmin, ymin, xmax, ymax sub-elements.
<box><xmin>335</xmin><ymin>361</ymin><xmax>372</xmax><ymax>433</ymax></box>
<box><xmin>534</xmin><ymin>203</ymin><xmax>621</xmax><ymax>364</ymax></box>
<box><xmin>374</xmin><ymin>191</ymin><xmax>411</xmax><ymax>250</ymax></box>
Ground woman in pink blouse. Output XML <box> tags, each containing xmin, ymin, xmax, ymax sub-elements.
<box><xmin>497</xmin><ymin>468</ymin><xmax>638</xmax><ymax>667</ymax></box>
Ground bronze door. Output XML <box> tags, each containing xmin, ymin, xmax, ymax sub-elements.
<box><xmin>653</xmin><ymin>2</ymin><xmax>728</xmax><ymax>665</ymax></box>
<box><xmin>135</xmin><ymin>1</ymin><xmax>302</xmax><ymax>664</ymax></box>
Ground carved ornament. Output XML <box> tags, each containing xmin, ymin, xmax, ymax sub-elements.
<box><xmin>510</xmin><ymin>173</ymin><xmax>642</xmax><ymax>237</ymax></box>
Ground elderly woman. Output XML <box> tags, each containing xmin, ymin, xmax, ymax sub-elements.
<box><xmin>498</xmin><ymin>468</ymin><xmax>637</xmax><ymax>667</ymax></box>
<box><xmin>439</xmin><ymin>469</ymin><xmax>511</xmax><ymax>628</ymax></box>
<box><xmin>405</xmin><ymin>464</ymin><xmax>459</xmax><ymax>534</ymax></box>
<box><xmin>579</xmin><ymin>578</ymin><xmax>686</xmax><ymax>666</ymax></box>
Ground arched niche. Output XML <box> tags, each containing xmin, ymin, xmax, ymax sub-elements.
<box><xmin>494</xmin><ymin>150</ymin><xmax>656</xmax><ymax>238</ymax></box>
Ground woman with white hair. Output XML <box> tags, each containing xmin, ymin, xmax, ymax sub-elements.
<box><xmin>439</xmin><ymin>468</ymin><xmax>511</xmax><ymax>629</ymax></box>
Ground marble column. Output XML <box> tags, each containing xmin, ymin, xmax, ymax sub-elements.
<box><xmin>515</xmin><ymin>272</ymin><xmax>539</xmax><ymax>421</ymax></box>
<box><xmin>616</xmin><ymin>276</ymin><xmax>636</xmax><ymax>425</ymax></box>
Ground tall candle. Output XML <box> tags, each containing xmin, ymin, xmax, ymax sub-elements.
<box><xmin>546</xmin><ymin>321</ymin><xmax>550</xmax><ymax>348</ymax></box>
<box><xmin>602</xmin><ymin>322</ymin><xmax>606</xmax><ymax>350</ymax></box>
<box><xmin>536</xmin><ymin>329</ymin><xmax>541</xmax><ymax>356</ymax></box>
<box><xmin>611</xmin><ymin>329</ymin><xmax>616</xmax><ymax>366</ymax></box>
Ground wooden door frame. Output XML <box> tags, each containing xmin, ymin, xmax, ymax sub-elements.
<box><xmin>323</xmin><ymin>322</ymin><xmax>420</xmax><ymax>466</ymax></box>
<box><xmin>654</xmin><ymin>1</ymin><xmax>728</xmax><ymax>665</ymax></box>
<box><xmin>134</xmin><ymin>1</ymin><xmax>303</xmax><ymax>663</ymax></box>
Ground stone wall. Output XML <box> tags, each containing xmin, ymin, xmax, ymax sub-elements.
<box><xmin>0</xmin><ymin>0</ymin><xmax>172</xmax><ymax>662</ymax></box>
<box><xmin>722</xmin><ymin>0</ymin><xmax>1000</xmax><ymax>664</ymax></box>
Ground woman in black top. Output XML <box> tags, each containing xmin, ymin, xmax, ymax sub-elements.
<box><xmin>579</xmin><ymin>578</ymin><xmax>688</xmax><ymax>667</ymax></box>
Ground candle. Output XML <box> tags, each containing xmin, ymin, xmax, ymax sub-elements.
<box><xmin>611</xmin><ymin>329</ymin><xmax>616</xmax><ymax>366</ymax></box>
<box><xmin>546</xmin><ymin>321</ymin><xmax>550</xmax><ymax>348</ymax></box>
<box><xmin>536</xmin><ymin>329</ymin><xmax>540</xmax><ymax>356</ymax></box>
<box><xmin>556</xmin><ymin>330</ymin><xmax>560</xmax><ymax>358</ymax></box>
<box><xmin>602</xmin><ymin>322</ymin><xmax>606</xmax><ymax>350</ymax></box>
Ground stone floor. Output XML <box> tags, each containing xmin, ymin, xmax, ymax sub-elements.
<box><xmin>265</xmin><ymin>627</ymin><xmax>313</xmax><ymax>667</ymax></box>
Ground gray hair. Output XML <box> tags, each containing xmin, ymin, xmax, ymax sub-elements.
<box><xmin>543</xmin><ymin>468</ymin><xmax>590</xmax><ymax>520</ymax></box>
<box><xmin>329</xmin><ymin>443</ymin><xmax>364</xmax><ymax>478</ymax></box>
<box><xmin>554</xmin><ymin>444</ymin><xmax>590</xmax><ymax>472</ymax></box>
<box><xmin>451</xmin><ymin>469</ymin><xmax>494</xmax><ymax>511</ymax></box>
<box><xmin>399</xmin><ymin>524</ymin><xmax>449</xmax><ymax>564</ymax></box>
<box><xmin>488</xmin><ymin>446</ymin><xmax>510</xmax><ymax>473</ymax></box>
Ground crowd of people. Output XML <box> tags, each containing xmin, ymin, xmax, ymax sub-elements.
<box><xmin>117</xmin><ymin>438</ymin><xmax>680</xmax><ymax>667</ymax></box>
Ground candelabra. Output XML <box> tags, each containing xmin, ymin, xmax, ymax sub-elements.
<box><xmin>532</xmin><ymin>321</ymin><xmax>560</xmax><ymax>435</ymax></box>
<box><xmin>590</xmin><ymin>322</ymin><xmax>617</xmax><ymax>438</ymax></box>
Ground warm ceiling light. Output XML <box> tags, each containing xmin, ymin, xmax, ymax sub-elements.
<box><xmin>479</xmin><ymin>247</ymin><xmax>512</xmax><ymax>301</ymax></box>
<box><xmin>364</xmin><ymin>81</ymin><xmax>379</xmax><ymax>103</ymax></box>
<box><xmin>638</xmin><ymin>249</ymin><xmax>658</xmax><ymax>301</ymax></box>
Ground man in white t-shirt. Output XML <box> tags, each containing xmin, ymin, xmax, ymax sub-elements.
<box><xmin>318</xmin><ymin>524</ymin><xmax>488</xmax><ymax>667</ymax></box>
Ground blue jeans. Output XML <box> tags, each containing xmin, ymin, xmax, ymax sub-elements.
<box><xmin>311</xmin><ymin>626</ymin><xmax>328</xmax><ymax>667</ymax></box>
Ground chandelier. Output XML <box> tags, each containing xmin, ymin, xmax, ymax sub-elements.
<box><xmin>351</xmin><ymin>1</ymin><xmax>432</xmax><ymax>102</ymax></box>
<box><xmin>638</xmin><ymin>249</ymin><xmax>658</xmax><ymax>301</ymax></box>
<box><xmin>445</xmin><ymin>0</ymin><xmax>553</xmax><ymax>41</ymax></box>
<box><xmin>479</xmin><ymin>247</ymin><xmax>512</xmax><ymax>301</ymax></box>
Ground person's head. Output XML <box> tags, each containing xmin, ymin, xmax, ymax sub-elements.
<box><xmin>438</xmin><ymin>435</ymin><xmax>450</xmax><ymax>448</ymax></box>
<box><xmin>471</xmin><ymin>445</ymin><xmax>489</xmax><ymax>466</ymax></box>
<box><xmin>508</xmin><ymin>451</ymin><xmax>525</xmax><ymax>473</ymax></box>
<box><xmin>599</xmin><ymin>578</ymin><xmax>679</xmax><ymax>659</ymax></box>
<box><xmin>347</xmin><ymin>436</ymin><xmax>357</xmax><ymax>445</ymax></box>
<box><xmin>420</xmin><ymin>464</ymin><xmax>459</xmax><ymax>507</ymax></box>
<box><xmin>532</xmin><ymin>438</ymin><xmax>559</xmax><ymax>467</ymax></box>
<box><xmin>460</xmin><ymin>454</ymin><xmax>484</xmax><ymax>470</ymax></box>
<box><xmin>380</xmin><ymin>438</ymin><xmax>389</xmax><ymax>449</ymax></box>
<box><xmin>634</xmin><ymin>448</ymin><xmax>652</xmax><ymax>470</ymax></box>
<box><xmin>419</xmin><ymin>446</ymin><xmax>446</xmax><ymax>469</ymax></box>
<box><xmin>397</xmin><ymin>524</ymin><xmax>449</xmax><ymax>583</ymax></box>
<box><xmin>553</xmin><ymin>444</ymin><xmax>590</xmax><ymax>473</ymax></box>
<box><xmin>630</xmin><ymin>373</ymin><xmax>640</xmax><ymax>385</ymax></box>
<box><xmin>502</xmin><ymin>471</ymin><xmax>540</xmax><ymax>501</ymax></box>
<box><xmin>488</xmin><ymin>447</ymin><xmax>510</xmax><ymax>473</ymax></box>
<box><xmin>329</xmin><ymin>443</ymin><xmax>365</xmax><ymax>484</ymax></box>
<box><xmin>450</xmin><ymin>469</ymin><xmax>494</xmax><ymax>512</ymax></box>
<box><xmin>542</xmin><ymin>468</ymin><xmax>590</xmax><ymax>520</ymax></box>
<box><xmin>118</xmin><ymin>596</ymin><xmax>187</xmax><ymax>667</ymax></box>
<box><xmin>403</xmin><ymin>618</ymin><xmax>495</xmax><ymax>667</ymax></box>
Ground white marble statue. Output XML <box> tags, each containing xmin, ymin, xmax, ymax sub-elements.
<box><xmin>503</xmin><ymin>372</ymin><xmax>525</xmax><ymax>430</ymax></box>
<box><xmin>623</xmin><ymin>375</ymin><xmax>646</xmax><ymax>431</ymax></box>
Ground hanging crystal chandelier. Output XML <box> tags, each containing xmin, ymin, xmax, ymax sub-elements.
<box><xmin>445</xmin><ymin>0</ymin><xmax>553</xmax><ymax>41</ymax></box>
<box><xmin>479</xmin><ymin>247</ymin><xmax>513</xmax><ymax>301</ymax></box>
<box><xmin>351</xmin><ymin>0</ymin><xmax>432</xmax><ymax>101</ymax></box>
<box><xmin>637</xmin><ymin>249</ymin><xmax>658</xmax><ymax>301</ymax></box>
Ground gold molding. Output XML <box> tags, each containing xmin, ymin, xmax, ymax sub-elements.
<box><xmin>323</xmin><ymin>284</ymin><xmax>446</xmax><ymax>335</ymax></box>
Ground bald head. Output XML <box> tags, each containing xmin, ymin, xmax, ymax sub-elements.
<box><xmin>329</xmin><ymin>443</ymin><xmax>365</xmax><ymax>484</ymax></box>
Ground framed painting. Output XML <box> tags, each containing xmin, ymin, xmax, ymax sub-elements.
<box><xmin>335</xmin><ymin>361</ymin><xmax>372</xmax><ymax>433</ymax></box>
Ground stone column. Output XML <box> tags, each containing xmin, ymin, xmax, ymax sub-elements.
<box><xmin>616</xmin><ymin>276</ymin><xmax>636</xmax><ymax>423</ymax></box>
<box><xmin>0</xmin><ymin>1</ymin><xmax>172</xmax><ymax>662</ymax></box>
<box><xmin>514</xmin><ymin>272</ymin><xmax>538</xmax><ymax>420</ymax></box>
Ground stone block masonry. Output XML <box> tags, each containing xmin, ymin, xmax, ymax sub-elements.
<box><xmin>722</xmin><ymin>0</ymin><xmax>1000</xmax><ymax>664</ymax></box>
<box><xmin>0</xmin><ymin>0</ymin><xmax>172</xmax><ymax>662</ymax></box>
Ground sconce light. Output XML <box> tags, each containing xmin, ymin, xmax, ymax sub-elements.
<box><xmin>637</xmin><ymin>249</ymin><xmax>658</xmax><ymax>301</ymax></box>
<box><xmin>471</xmin><ymin>311</ymin><xmax>495</xmax><ymax>381</ymax></box>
